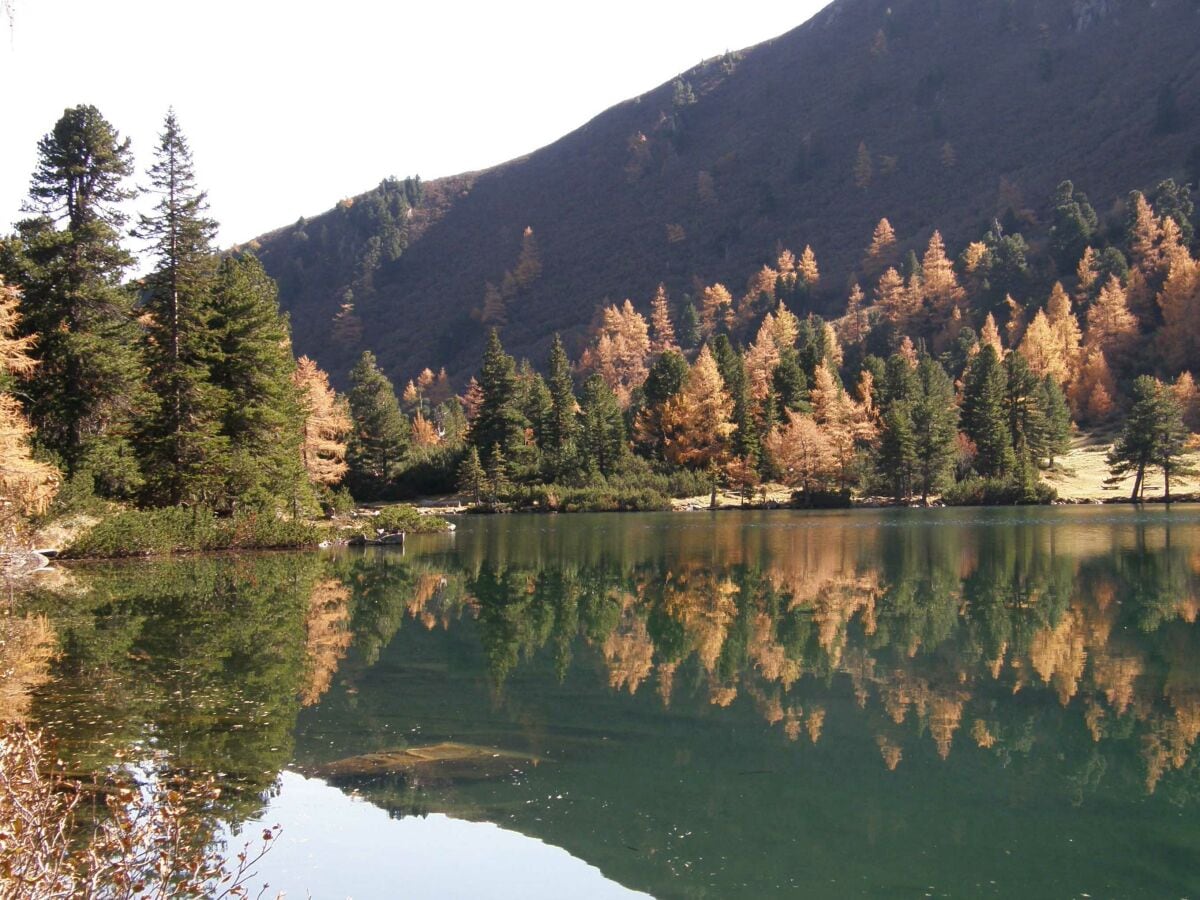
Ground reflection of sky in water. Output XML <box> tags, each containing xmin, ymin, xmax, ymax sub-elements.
<box><xmin>240</xmin><ymin>772</ymin><xmax>650</xmax><ymax>900</ymax></box>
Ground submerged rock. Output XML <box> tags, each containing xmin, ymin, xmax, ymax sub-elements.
<box><xmin>307</xmin><ymin>742</ymin><xmax>542</xmax><ymax>784</ymax></box>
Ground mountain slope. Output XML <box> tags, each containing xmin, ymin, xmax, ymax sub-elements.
<box><xmin>254</xmin><ymin>0</ymin><xmax>1200</xmax><ymax>386</ymax></box>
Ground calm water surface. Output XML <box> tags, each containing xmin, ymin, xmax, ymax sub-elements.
<box><xmin>15</xmin><ymin>507</ymin><xmax>1200</xmax><ymax>898</ymax></box>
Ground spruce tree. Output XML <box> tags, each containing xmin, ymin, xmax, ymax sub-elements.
<box><xmin>962</xmin><ymin>345</ymin><xmax>1013</xmax><ymax>478</ymax></box>
<box><xmin>911</xmin><ymin>356</ymin><xmax>959</xmax><ymax>501</ymax></box>
<box><xmin>1108</xmin><ymin>376</ymin><xmax>1195</xmax><ymax>501</ymax></box>
<box><xmin>134</xmin><ymin>110</ymin><xmax>226</xmax><ymax>505</ymax></box>
<box><xmin>1036</xmin><ymin>376</ymin><xmax>1072</xmax><ymax>469</ymax></box>
<box><xmin>877</xmin><ymin>403</ymin><xmax>916</xmax><ymax>501</ymax></box>
<box><xmin>4</xmin><ymin>105</ymin><xmax>144</xmax><ymax>495</ymax></box>
<box><xmin>1004</xmin><ymin>351</ymin><xmax>1045</xmax><ymax>466</ymax></box>
<box><xmin>208</xmin><ymin>254</ymin><xmax>308</xmax><ymax>511</ymax></box>
<box><xmin>487</xmin><ymin>443</ymin><xmax>513</xmax><ymax>501</ymax></box>
<box><xmin>346</xmin><ymin>350</ymin><xmax>408</xmax><ymax>499</ymax></box>
<box><xmin>578</xmin><ymin>374</ymin><xmax>626</xmax><ymax>478</ymax></box>
<box><xmin>457</xmin><ymin>445</ymin><xmax>487</xmax><ymax>503</ymax></box>
<box><xmin>543</xmin><ymin>334</ymin><xmax>578</xmax><ymax>479</ymax></box>
<box><xmin>471</xmin><ymin>330</ymin><xmax>527</xmax><ymax>465</ymax></box>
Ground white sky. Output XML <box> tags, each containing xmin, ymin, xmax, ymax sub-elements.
<box><xmin>1</xmin><ymin>1</ymin><xmax>826</xmax><ymax>250</ymax></box>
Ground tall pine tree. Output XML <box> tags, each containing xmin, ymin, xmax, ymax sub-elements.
<box><xmin>208</xmin><ymin>254</ymin><xmax>308</xmax><ymax>511</ymax></box>
<box><xmin>346</xmin><ymin>350</ymin><xmax>408</xmax><ymax>499</ymax></box>
<box><xmin>3</xmin><ymin>105</ymin><xmax>144</xmax><ymax>495</ymax></box>
<box><xmin>471</xmin><ymin>330</ymin><xmax>527</xmax><ymax>465</ymax></box>
<box><xmin>133</xmin><ymin>110</ymin><xmax>226</xmax><ymax>505</ymax></box>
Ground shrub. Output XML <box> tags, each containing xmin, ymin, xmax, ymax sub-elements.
<box><xmin>64</xmin><ymin>507</ymin><xmax>321</xmax><ymax>558</ymax></box>
<box><xmin>0</xmin><ymin>724</ymin><xmax>278</xmax><ymax>898</ymax></box>
<box><xmin>347</xmin><ymin>504</ymin><xmax>451</xmax><ymax>540</ymax></box>
<box><xmin>942</xmin><ymin>476</ymin><xmax>1057</xmax><ymax>506</ymax></box>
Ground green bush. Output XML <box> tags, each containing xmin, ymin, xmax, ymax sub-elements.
<box><xmin>64</xmin><ymin>507</ymin><xmax>321</xmax><ymax>558</ymax></box>
<box><xmin>349</xmin><ymin>504</ymin><xmax>451</xmax><ymax>539</ymax></box>
<box><xmin>789</xmin><ymin>489</ymin><xmax>853</xmax><ymax>509</ymax></box>
<box><xmin>514</xmin><ymin>483</ymin><xmax>670</xmax><ymax>513</ymax></box>
<box><xmin>942</xmin><ymin>476</ymin><xmax>1057</xmax><ymax>506</ymax></box>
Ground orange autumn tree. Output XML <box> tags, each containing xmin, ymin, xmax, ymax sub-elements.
<box><xmin>765</xmin><ymin>412</ymin><xmax>834</xmax><ymax>496</ymax></box>
<box><xmin>293</xmin><ymin>355</ymin><xmax>352</xmax><ymax>488</ymax></box>
<box><xmin>864</xmin><ymin>218</ymin><xmax>898</xmax><ymax>276</ymax></box>
<box><xmin>580</xmin><ymin>299</ymin><xmax>651</xmax><ymax>408</ymax></box>
<box><xmin>1085</xmin><ymin>275</ymin><xmax>1139</xmax><ymax>366</ymax></box>
<box><xmin>1156</xmin><ymin>252</ymin><xmax>1200</xmax><ymax>372</ymax></box>
<box><xmin>840</xmin><ymin>282</ymin><xmax>869</xmax><ymax>348</ymax></box>
<box><xmin>0</xmin><ymin>279</ymin><xmax>59</xmax><ymax>541</ymax></box>
<box><xmin>875</xmin><ymin>267</ymin><xmax>918</xmax><ymax>333</ymax></box>
<box><xmin>648</xmin><ymin>283</ymin><xmax>679</xmax><ymax>354</ymax></box>
<box><xmin>918</xmin><ymin>231</ymin><xmax>965</xmax><ymax>342</ymax></box>
<box><xmin>699</xmin><ymin>283</ymin><xmax>734</xmax><ymax>340</ymax></box>
<box><xmin>659</xmin><ymin>345</ymin><xmax>735</xmax><ymax>472</ymax></box>
<box><xmin>809</xmin><ymin>363</ymin><xmax>876</xmax><ymax>489</ymax></box>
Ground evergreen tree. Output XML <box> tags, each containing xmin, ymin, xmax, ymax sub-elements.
<box><xmin>1048</xmin><ymin>180</ymin><xmax>1097</xmax><ymax>274</ymax></box>
<box><xmin>486</xmin><ymin>443</ymin><xmax>513</xmax><ymax>501</ymax></box>
<box><xmin>133</xmin><ymin>110</ymin><xmax>226</xmax><ymax>505</ymax></box>
<box><xmin>578</xmin><ymin>374</ymin><xmax>626</xmax><ymax>477</ymax></box>
<box><xmin>471</xmin><ymin>330</ymin><xmax>527</xmax><ymax>464</ymax></box>
<box><xmin>1107</xmin><ymin>376</ymin><xmax>1195</xmax><ymax>501</ymax></box>
<box><xmin>4</xmin><ymin>105</ymin><xmax>144</xmax><ymax>495</ymax></box>
<box><xmin>881</xmin><ymin>353</ymin><xmax>917</xmax><ymax>411</ymax></box>
<box><xmin>208</xmin><ymin>254</ymin><xmax>308</xmax><ymax>511</ymax></box>
<box><xmin>346</xmin><ymin>350</ymin><xmax>408</xmax><ymax>499</ymax></box>
<box><xmin>457</xmin><ymin>445</ymin><xmax>486</xmax><ymax>503</ymax></box>
<box><xmin>1036</xmin><ymin>375</ymin><xmax>1072</xmax><ymax>469</ymax></box>
<box><xmin>876</xmin><ymin>403</ymin><xmax>916</xmax><ymax>501</ymax></box>
<box><xmin>1004</xmin><ymin>350</ymin><xmax>1045</xmax><ymax>466</ymax></box>
<box><xmin>634</xmin><ymin>350</ymin><xmax>689</xmax><ymax>460</ymax></box>
<box><xmin>711</xmin><ymin>336</ymin><xmax>758</xmax><ymax>463</ymax></box>
<box><xmin>543</xmin><ymin>334</ymin><xmax>578</xmax><ymax>478</ymax></box>
<box><xmin>1107</xmin><ymin>376</ymin><xmax>1169</xmax><ymax>501</ymax></box>
<box><xmin>772</xmin><ymin>352</ymin><xmax>808</xmax><ymax>413</ymax></box>
<box><xmin>516</xmin><ymin>359</ymin><xmax>552</xmax><ymax>452</ymax></box>
<box><xmin>962</xmin><ymin>345</ymin><xmax>1014</xmax><ymax>477</ymax></box>
<box><xmin>679</xmin><ymin>300</ymin><xmax>702</xmax><ymax>349</ymax></box>
<box><xmin>911</xmin><ymin>356</ymin><xmax>959</xmax><ymax>501</ymax></box>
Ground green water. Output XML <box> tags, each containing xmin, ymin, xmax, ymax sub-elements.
<box><xmin>16</xmin><ymin>507</ymin><xmax>1200</xmax><ymax>897</ymax></box>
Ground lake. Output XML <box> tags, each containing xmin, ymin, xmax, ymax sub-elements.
<box><xmin>13</xmin><ymin>507</ymin><xmax>1200</xmax><ymax>898</ymax></box>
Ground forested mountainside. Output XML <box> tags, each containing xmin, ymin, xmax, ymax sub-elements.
<box><xmin>252</xmin><ymin>0</ymin><xmax>1200</xmax><ymax>386</ymax></box>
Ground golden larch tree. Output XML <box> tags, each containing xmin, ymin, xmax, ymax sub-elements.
<box><xmin>1085</xmin><ymin>275</ymin><xmax>1138</xmax><ymax>362</ymax></box>
<box><xmin>1156</xmin><ymin>254</ymin><xmax>1200</xmax><ymax>372</ymax></box>
<box><xmin>737</xmin><ymin>265</ymin><xmax>778</xmax><ymax>329</ymax></box>
<box><xmin>744</xmin><ymin>314</ymin><xmax>782</xmax><ymax>402</ymax></box>
<box><xmin>659</xmin><ymin>346</ymin><xmax>735</xmax><ymax>470</ymax></box>
<box><xmin>920</xmin><ymin>231</ymin><xmax>965</xmax><ymax>335</ymax></box>
<box><xmin>1172</xmin><ymin>372</ymin><xmax>1200</xmax><ymax>433</ymax></box>
<box><xmin>580</xmin><ymin>300</ymin><xmax>652</xmax><ymax>408</ymax></box>
<box><xmin>649</xmin><ymin>283</ymin><xmax>678</xmax><ymax>353</ymax></box>
<box><xmin>810</xmin><ymin>363</ymin><xmax>875</xmax><ymax>488</ymax></box>
<box><xmin>798</xmin><ymin>245</ymin><xmax>820</xmax><ymax>287</ymax></box>
<box><xmin>765</xmin><ymin>411</ymin><xmax>835</xmax><ymax>495</ymax></box>
<box><xmin>1045</xmin><ymin>282</ymin><xmax>1083</xmax><ymax>381</ymax></box>
<box><xmin>980</xmin><ymin>313</ymin><xmax>1004</xmax><ymax>357</ymax></box>
<box><xmin>1069</xmin><ymin>347</ymin><xmax>1117</xmax><ymax>424</ymax></box>
<box><xmin>0</xmin><ymin>279</ymin><xmax>59</xmax><ymax>537</ymax></box>
<box><xmin>1018</xmin><ymin>310</ymin><xmax>1067</xmax><ymax>384</ymax></box>
<box><xmin>875</xmin><ymin>267</ymin><xmax>918</xmax><ymax>332</ymax></box>
<box><xmin>840</xmin><ymin>282</ymin><xmax>868</xmax><ymax>347</ymax></box>
<box><xmin>1075</xmin><ymin>247</ymin><xmax>1098</xmax><ymax>301</ymax></box>
<box><xmin>294</xmin><ymin>355</ymin><xmax>352</xmax><ymax>487</ymax></box>
<box><xmin>699</xmin><ymin>283</ymin><xmax>734</xmax><ymax>340</ymax></box>
<box><xmin>864</xmin><ymin>218</ymin><xmax>898</xmax><ymax>275</ymax></box>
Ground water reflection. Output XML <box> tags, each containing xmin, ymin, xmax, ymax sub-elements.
<box><xmin>15</xmin><ymin>508</ymin><xmax>1200</xmax><ymax>897</ymax></box>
